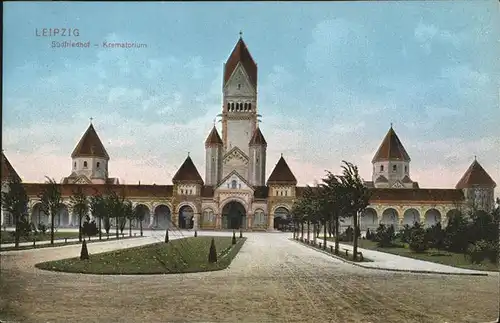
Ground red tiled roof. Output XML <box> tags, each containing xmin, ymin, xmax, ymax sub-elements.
<box><xmin>267</xmin><ymin>156</ymin><xmax>297</xmax><ymax>185</ymax></box>
<box><xmin>249</xmin><ymin>127</ymin><xmax>267</xmax><ymax>146</ymax></box>
<box><xmin>224</xmin><ymin>37</ymin><xmax>257</xmax><ymax>88</ymax></box>
<box><xmin>71</xmin><ymin>124</ymin><xmax>109</xmax><ymax>160</ymax></box>
<box><xmin>204</xmin><ymin>126</ymin><xmax>223</xmax><ymax>147</ymax></box>
<box><xmin>172</xmin><ymin>156</ymin><xmax>204</xmax><ymax>184</ymax></box>
<box><xmin>1</xmin><ymin>152</ymin><xmax>21</xmax><ymax>182</ymax></box>
<box><xmin>402</xmin><ymin>175</ymin><xmax>413</xmax><ymax>183</ymax></box>
<box><xmin>23</xmin><ymin>183</ymin><xmax>173</xmax><ymax>198</ymax></box>
<box><xmin>372</xmin><ymin>126</ymin><xmax>410</xmax><ymax>163</ymax></box>
<box><xmin>456</xmin><ymin>160</ymin><xmax>497</xmax><ymax>189</ymax></box>
<box><xmin>368</xmin><ymin>188</ymin><xmax>464</xmax><ymax>202</ymax></box>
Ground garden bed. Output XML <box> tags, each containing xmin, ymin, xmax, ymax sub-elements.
<box><xmin>35</xmin><ymin>236</ymin><xmax>246</xmax><ymax>274</ymax></box>
<box><xmin>0</xmin><ymin>231</ymin><xmax>80</xmax><ymax>244</ymax></box>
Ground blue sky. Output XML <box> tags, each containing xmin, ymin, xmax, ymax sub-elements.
<box><xmin>3</xmin><ymin>1</ymin><xmax>499</xmax><ymax>192</ymax></box>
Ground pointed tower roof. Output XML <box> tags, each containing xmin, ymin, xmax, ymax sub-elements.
<box><xmin>71</xmin><ymin>123</ymin><xmax>109</xmax><ymax>160</ymax></box>
<box><xmin>1</xmin><ymin>151</ymin><xmax>21</xmax><ymax>182</ymax></box>
<box><xmin>249</xmin><ymin>127</ymin><xmax>267</xmax><ymax>146</ymax></box>
<box><xmin>267</xmin><ymin>155</ymin><xmax>297</xmax><ymax>185</ymax></box>
<box><xmin>456</xmin><ymin>159</ymin><xmax>496</xmax><ymax>189</ymax></box>
<box><xmin>205</xmin><ymin>126</ymin><xmax>223</xmax><ymax>147</ymax></box>
<box><xmin>372</xmin><ymin>126</ymin><xmax>410</xmax><ymax>163</ymax></box>
<box><xmin>172</xmin><ymin>155</ymin><xmax>204</xmax><ymax>184</ymax></box>
<box><xmin>224</xmin><ymin>36</ymin><xmax>257</xmax><ymax>88</ymax></box>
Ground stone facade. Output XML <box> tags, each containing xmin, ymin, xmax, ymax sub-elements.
<box><xmin>1</xmin><ymin>38</ymin><xmax>497</xmax><ymax>231</ymax></box>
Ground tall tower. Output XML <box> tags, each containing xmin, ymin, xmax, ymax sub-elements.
<box><xmin>204</xmin><ymin>125</ymin><xmax>223</xmax><ymax>186</ymax></box>
<box><xmin>371</xmin><ymin>125</ymin><xmax>413</xmax><ymax>189</ymax></box>
<box><xmin>221</xmin><ymin>35</ymin><xmax>258</xmax><ymax>156</ymax></box>
<box><xmin>220</xmin><ymin>35</ymin><xmax>259</xmax><ymax>182</ymax></box>
<box><xmin>456</xmin><ymin>158</ymin><xmax>497</xmax><ymax>212</ymax></box>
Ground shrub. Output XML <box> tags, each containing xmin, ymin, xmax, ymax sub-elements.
<box><xmin>82</xmin><ymin>220</ymin><xmax>99</xmax><ymax>237</ymax></box>
<box><xmin>374</xmin><ymin>224</ymin><xmax>396</xmax><ymax>247</ymax></box>
<box><xmin>426</xmin><ymin>223</ymin><xmax>445</xmax><ymax>251</ymax></box>
<box><xmin>208</xmin><ymin>237</ymin><xmax>217</xmax><ymax>263</ymax></box>
<box><xmin>165</xmin><ymin>229</ymin><xmax>169</xmax><ymax>243</ymax></box>
<box><xmin>194</xmin><ymin>230</ymin><xmax>198</xmax><ymax>237</ymax></box>
<box><xmin>468</xmin><ymin>239</ymin><xmax>498</xmax><ymax>264</ymax></box>
<box><xmin>365</xmin><ymin>228</ymin><xmax>373</xmax><ymax>240</ymax></box>
<box><xmin>409</xmin><ymin>222</ymin><xmax>429</xmax><ymax>253</ymax></box>
<box><xmin>444</xmin><ymin>212</ymin><xmax>469</xmax><ymax>253</ymax></box>
<box><xmin>37</xmin><ymin>223</ymin><xmax>48</xmax><ymax>234</ymax></box>
<box><xmin>232</xmin><ymin>231</ymin><xmax>236</xmax><ymax>245</ymax></box>
<box><xmin>398</xmin><ymin>224</ymin><xmax>412</xmax><ymax>243</ymax></box>
<box><xmin>80</xmin><ymin>240</ymin><xmax>89</xmax><ymax>260</ymax></box>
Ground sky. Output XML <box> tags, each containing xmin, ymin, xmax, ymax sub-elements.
<box><xmin>3</xmin><ymin>1</ymin><xmax>500</xmax><ymax>194</ymax></box>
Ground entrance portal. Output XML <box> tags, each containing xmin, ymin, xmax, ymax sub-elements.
<box><xmin>222</xmin><ymin>201</ymin><xmax>246</xmax><ymax>230</ymax></box>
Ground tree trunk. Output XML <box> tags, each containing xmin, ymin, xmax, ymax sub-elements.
<box><xmin>50</xmin><ymin>211</ymin><xmax>55</xmax><ymax>245</ymax></box>
<box><xmin>307</xmin><ymin>220</ymin><xmax>310</xmax><ymax>241</ymax></box>
<box><xmin>292</xmin><ymin>220</ymin><xmax>296</xmax><ymax>239</ymax></box>
<box><xmin>98</xmin><ymin>217</ymin><xmax>102</xmax><ymax>240</ymax></box>
<box><xmin>353</xmin><ymin>211</ymin><xmax>359</xmax><ymax>261</ymax></box>
<box><xmin>328</xmin><ymin>219</ymin><xmax>333</xmax><ymax>237</ymax></box>
<box><xmin>140</xmin><ymin>220</ymin><xmax>143</xmax><ymax>237</ymax></box>
<box><xmin>313</xmin><ymin>222</ymin><xmax>316</xmax><ymax>244</ymax></box>
<box><xmin>14</xmin><ymin>213</ymin><xmax>20</xmax><ymax>248</ymax></box>
<box><xmin>323</xmin><ymin>219</ymin><xmax>327</xmax><ymax>249</ymax></box>
<box><xmin>115</xmin><ymin>216</ymin><xmax>119</xmax><ymax>239</ymax></box>
<box><xmin>301</xmin><ymin>221</ymin><xmax>304</xmax><ymax>240</ymax></box>
<box><xmin>129</xmin><ymin>218</ymin><xmax>132</xmax><ymax>237</ymax></box>
<box><xmin>78</xmin><ymin>213</ymin><xmax>83</xmax><ymax>242</ymax></box>
<box><xmin>334</xmin><ymin>215</ymin><xmax>340</xmax><ymax>255</ymax></box>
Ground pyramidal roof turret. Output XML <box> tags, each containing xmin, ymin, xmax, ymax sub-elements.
<box><xmin>372</xmin><ymin>125</ymin><xmax>410</xmax><ymax>163</ymax></box>
<box><xmin>456</xmin><ymin>158</ymin><xmax>496</xmax><ymax>189</ymax></box>
<box><xmin>71</xmin><ymin>122</ymin><xmax>109</xmax><ymax>160</ymax></box>
<box><xmin>224</xmin><ymin>34</ymin><xmax>257</xmax><ymax>88</ymax></box>
<box><xmin>205</xmin><ymin>126</ymin><xmax>223</xmax><ymax>147</ymax></box>
<box><xmin>249</xmin><ymin>127</ymin><xmax>267</xmax><ymax>146</ymax></box>
<box><xmin>267</xmin><ymin>155</ymin><xmax>297</xmax><ymax>185</ymax></box>
<box><xmin>172</xmin><ymin>154</ymin><xmax>204</xmax><ymax>184</ymax></box>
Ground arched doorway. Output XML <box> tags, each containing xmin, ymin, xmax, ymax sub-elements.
<box><xmin>222</xmin><ymin>201</ymin><xmax>246</xmax><ymax>230</ymax></box>
<box><xmin>381</xmin><ymin>208</ymin><xmax>399</xmax><ymax>228</ymax></box>
<box><xmin>154</xmin><ymin>205</ymin><xmax>172</xmax><ymax>229</ymax></box>
<box><xmin>31</xmin><ymin>203</ymin><xmax>48</xmax><ymax>226</ymax></box>
<box><xmin>403</xmin><ymin>208</ymin><xmax>420</xmax><ymax>226</ymax></box>
<box><xmin>360</xmin><ymin>208</ymin><xmax>378</xmax><ymax>230</ymax></box>
<box><xmin>424</xmin><ymin>208</ymin><xmax>441</xmax><ymax>227</ymax></box>
<box><xmin>135</xmin><ymin>204</ymin><xmax>151</xmax><ymax>228</ymax></box>
<box><xmin>56</xmin><ymin>204</ymin><xmax>70</xmax><ymax>227</ymax></box>
<box><xmin>178</xmin><ymin>205</ymin><xmax>194</xmax><ymax>229</ymax></box>
<box><xmin>273</xmin><ymin>207</ymin><xmax>290</xmax><ymax>231</ymax></box>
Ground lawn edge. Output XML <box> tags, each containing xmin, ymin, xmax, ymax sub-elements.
<box><xmin>291</xmin><ymin>238</ymin><xmax>490</xmax><ymax>277</ymax></box>
<box><xmin>34</xmin><ymin>236</ymin><xmax>247</xmax><ymax>275</ymax></box>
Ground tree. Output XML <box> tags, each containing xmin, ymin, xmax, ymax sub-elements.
<box><xmin>70</xmin><ymin>186</ymin><xmax>89</xmax><ymax>242</ymax></box>
<box><xmin>123</xmin><ymin>200</ymin><xmax>134</xmax><ymax>237</ymax></box>
<box><xmin>208</xmin><ymin>237</ymin><xmax>217</xmax><ymax>263</ymax></box>
<box><xmin>321</xmin><ymin>172</ymin><xmax>346</xmax><ymax>255</ymax></box>
<box><xmin>291</xmin><ymin>199</ymin><xmax>306</xmax><ymax>240</ymax></box>
<box><xmin>134</xmin><ymin>205</ymin><xmax>146</xmax><ymax>237</ymax></box>
<box><xmin>103</xmin><ymin>188</ymin><xmax>125</xmax><ymax>239</ymax></box>
<box><xmin>38</xmin><ymin>177</ymin><xmax>62</xmax><ymax>245</ymax></box>
<box><xmin>165</xmin><ymin>228</ymin><xmax>169</xmax><ymax>243</ymax></box>
<box><xmin>89</xmin><ymin>193</ymin><xmax>105</xmax><ymax>240</ymax></box>
<box><xmin>80</xmin><ymin>239</ymin><xmax>89</xmax><ymax>260</ymax></box>
<box><xmin>1</xmin><ymin>176</ymin><xmax>29</xmax><ymax>248</ymax></box>
<box><xmin>338</xmin><ymin>161</ymin><xmax>371</xmax><ymax>260</ymax></box>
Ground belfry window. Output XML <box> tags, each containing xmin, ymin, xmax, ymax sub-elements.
<box><xmin>237</xmin><ymin>84</ymin><xmax>241</xmax><ymax>89</ymax></box>
<box><xmin>74</xmin><ymin>162</ymin><xmax>76</xmax><ymax>169</ymax></box>
<box><xmin>96</xmin><ymin>162</ymin><xmax>100</xmax><ymax>168</ymax></box>
<box><xmin>393</xmin><ymin>165</ymin><xmax>397</xmax><ymax>172</ymax></box>
<box><xmin>83</xmin><ymin>161</ymin><xmax>88</xmax><ymax>168</ymax></box>
<box><xmin>380</xmin><ymin>165</ymin><xmax>384</xmax><ymax>172</ymax></box>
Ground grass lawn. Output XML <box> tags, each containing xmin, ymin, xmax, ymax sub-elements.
<box><xmin>35</xmin><ymin>236</ymin><xmax>246</xmax><ymax>274</ymax></box>
<box><xmin>323</xmin><ymin>237</ymin><xmax>498</xmax><ymax>272</ymax></box>
<box><xmin>0</xmin><ymin>231</ymin><xmax>80</xmax><ymax>244</ymax></box>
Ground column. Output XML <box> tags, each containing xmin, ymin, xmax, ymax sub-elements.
<box><xmin>268</xmin><ymin>212</ymin><xmax>274</xmax><ymax>231</ymax></box>
<box><xmin>215</xmin><ymin>213</ymin><xmax>221</xmax><ymax>229</ymax></box>
<box><xmin>246</xmin><ymin>212</ymin><xmax>252</xmax><ymax>231</ymax></box>
<box><xmin>193</xmin><ymin>213</ymin><xmax>199</xmax><ymax>230</ymax></box>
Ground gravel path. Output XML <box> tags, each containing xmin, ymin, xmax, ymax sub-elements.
<box><xmin>0</xmin><ymin>231</ymin><xmax>498</xmax><ymax>323</ymax></box>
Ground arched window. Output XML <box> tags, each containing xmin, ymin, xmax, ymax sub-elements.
<box><xmin>237</xmin><ymin>84</ymin><xmax>241</xmax><ymax>89</ymax></box>
<box><xmin>83</xmin><ymin>161</ymin><xmax>88</xmax><ymax>168</ymax></box>
<box><xmin>392</xmin><ymin>165</ymin><xmax>397</xmax><ymax>172</ymax></box>
<box><xmin>249</xmin><ymin>103</ymin><xmax>252</xmax><ymax>111</ymax></box>
<box><xmin>73</xmin><ymin>162</ymin><xmax>76</xmax><ymax>169</ymax></box>
<box><xmin>231</xmin><ymin>180</ymin><xmax>237</xmax><ymax>189</ymax></box>
<box><xmin>227</xmin><ymin>102</ymin><xmax>230</xmax><ymax>110</ymax></box>
<box><xmin>231</xmin><ymin>102</ymin><xmax>234</xmax><ymax>111</ymax></box>
<box><xmin>380</xmin><ymin>165</ymin><xmax>384</xmax><ymax>172</ymax></box>
<box><xmin>96</xmin><ymin>162</ymin><xmax>100</xmax><ymax>168</ymax></box>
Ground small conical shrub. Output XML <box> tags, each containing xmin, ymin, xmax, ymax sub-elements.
<box><xmin>239</xmin><ymin>229</ymin><xmax>243</xmax><ymax>238</ymax></box>
<box><xmin>165</xmin><ymin>229</ymin><xmax>169</xmax><ymax>243</ymax></box>
<box><xmin>208</xmin><ymin>237</ymin><xmax>217</xmax><ymax>263</ymax></box>
<box><xmin>232</xmin><ymin>230</ymin><xmax>236</xmax><ymax>245</ymax></box>
<box><xmin>194</xmin><ymin>230</ymin><xmax>198</xmax><ymax>237</ymax></box>
<box><xmin>80</xmin><ymin>240</ymin><xmax>89</xmax><ymax>260</ymax></box>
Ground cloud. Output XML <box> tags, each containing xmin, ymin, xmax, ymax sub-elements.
<box><xmin>414</xmin><ymin>21</ymin><xmax>461</xmax><ymax>54</ymax></box>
